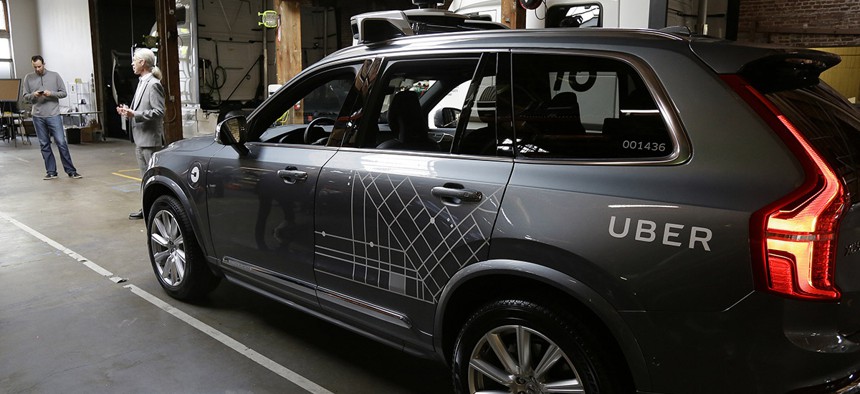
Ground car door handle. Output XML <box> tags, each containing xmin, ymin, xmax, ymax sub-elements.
<box><xmin>431</xmin><ymin>185</ymin><xmax>483</xmax><ymax>204</ymax></box>
<box><xmin>277</xmin><ymin>168</ymin><xmax>308</xmax><ymax>184</ymax></box>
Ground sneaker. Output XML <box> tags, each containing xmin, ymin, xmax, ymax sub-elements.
<box><xmin>69</xmin><ymin>172</ymin><xmax>82</xmax><ymax>179</ymax></box>
<box><xmin>43</xmin><ymin>174</ymin><xmax>58</xmax><ymax>180</ymax></box>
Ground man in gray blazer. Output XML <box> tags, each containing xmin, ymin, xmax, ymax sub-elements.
<box><xmin>117</xmin><ymin>48</ymin><xmax>164</xmax><ymax>220</ymax></box>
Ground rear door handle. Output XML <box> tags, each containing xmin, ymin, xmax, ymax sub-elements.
<box><xmin>277</xmin><ymin>168</ymin><xmax>308</xmax><ymax>184</ymax></box>
<box><xmin>431</xmin><ymin>184</ymin><xmax>483</xmax><ymax>204</ymax></box>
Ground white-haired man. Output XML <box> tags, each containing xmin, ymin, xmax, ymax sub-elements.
<box><xmin>117</xmin><ymin>48</ymin><xmax>164</xmax><ymax>220</ymax></box>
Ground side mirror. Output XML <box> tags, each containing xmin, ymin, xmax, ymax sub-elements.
<box><xmin>434</xmin><ymin>107</ymin><xmax>460</xmax><ymax>128</ymax></box>
<box><xmin>216</xmin><ymin>115</ymin><xmax>249</xmax><ymax>156</ymax></box>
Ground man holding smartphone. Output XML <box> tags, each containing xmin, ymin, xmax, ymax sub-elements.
<box><xmin>22</xmin><ymin>55</ymin><xmax>81</xmax><ymax>180</ymax></box>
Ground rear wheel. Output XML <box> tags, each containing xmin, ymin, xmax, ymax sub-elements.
<box><xmin>147</xmin><ymin>195</ymin><xmax>220</xmax><ymax>300</ymax></box>
<box><xmin>452</xmin><ymin>299</ymin><xmax>629</xmax><ymax>394</ymax></box>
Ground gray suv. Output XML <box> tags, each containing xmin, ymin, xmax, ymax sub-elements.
<box><xmin>142</xmin><ymin>11</ymin><xmax>860</xmax><ymax>394</ymax></box>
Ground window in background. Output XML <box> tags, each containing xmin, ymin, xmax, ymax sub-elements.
<box><xmin>0</xmin><ymin>0</ymin><xmax>7</xmax><ymax>32</ymax></box>
<box><xmin>0</xmin><ymin>0</ymin><xmax>11</xmax><ymax>79</ymax></box>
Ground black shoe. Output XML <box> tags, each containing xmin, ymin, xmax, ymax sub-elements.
<box><xmin>69</xmin><ymin>172</ymin><xmax>82</xmax><ymax>179</ymax></box>
<box><xmin>129</xmin><ymin>210</ymin><xmax>144</xmax><ymax>220</ymax></box>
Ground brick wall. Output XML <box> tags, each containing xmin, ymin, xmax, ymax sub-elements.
<box><xmin>737</xmin><ymin>0</ymin><xmax>860</xmax><ymax>47</ymax></box>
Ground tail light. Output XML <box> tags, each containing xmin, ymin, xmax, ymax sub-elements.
<box><xmin>723</xmin><ymin>75</ymin><xmax>847</xmax><ymax>301</ymax></box>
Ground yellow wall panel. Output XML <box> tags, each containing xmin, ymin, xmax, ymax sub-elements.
<box><xmin>814</xmin><ymin>47</ymin><xmax>860</xmax><ymax>102</ymax></box>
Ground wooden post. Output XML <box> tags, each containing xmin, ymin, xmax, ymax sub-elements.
<box><xmin>501</xmin><ymin>0</ymin><xmax>525</xmax><ymax>29</ymax></box>
<box><xmin>275</xmin><ymin>0</ymin><xmax>303</xmax><ymax>84</ymax></box>
<box><xmin>275</xmin><ymin>0</ymin><xmax>303</xmax><ymax>123</ymax></box>
<box><xmin>155</xmin><ymin>0</ymin><xmax>182</xmax><ymax>143</ymax></box>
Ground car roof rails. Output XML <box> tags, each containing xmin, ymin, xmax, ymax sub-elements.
<box><xmin>350</xmin><ymin>6</ymin><xmax>508</xmax><ymax>46</ymax></box>
<box><xmin>659</xmin><ymin>26</ymin><xmax>693</xmax><ymax>37</ymax></box>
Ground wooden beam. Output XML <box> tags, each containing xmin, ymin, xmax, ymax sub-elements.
<box><xmin>274</xmin><ymin>0</ymin><xmax>303</xmax><ymax>124</ymax></box>
<box><xmin>88</xmin><ymin>0</ymin><xmax>104</xmax><ymax>139</ymax></box>
<box><xmin>500</xmin><ymin>0</ymin><xmax>525</xmax><ymax>29</ymax></box>
<box><xmin>275</xmin><ymin>0</ymin><xmax>303</xmax><ymax>85</ymax></box>
<box><xmin>155</xmin><ymin>0</ymin><xmax>182</xmax><ymax>143</ymax></box>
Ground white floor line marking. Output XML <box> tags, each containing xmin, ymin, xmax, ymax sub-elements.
<box><xmin>125</xmin><ymin>284</ymin><xmax>333</xmax><ymax>394</ymax></box>
<box><xmin>0</xmin><ymin>211</ymin><xmax>115</xmax><ymax>277</ymax></box>
<box><xmin>0</xmin><ymin>211</ymin><xmax>333</xmax><ymax>394</ymax></box>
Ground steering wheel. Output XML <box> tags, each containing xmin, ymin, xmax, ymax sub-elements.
<box><xmin>304</xmin><ymin>117</ymin><xmax>336</xmax><ymax>144</ymax></box>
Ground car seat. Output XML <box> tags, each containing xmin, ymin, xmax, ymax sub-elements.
<box><xmin>544</xmin><ymin>91</ymin><xmax>586</xmax><ymax>134</ymax></box>
<box><xmin>377</xmin><ymin>90</ymin><xmax>439</xmax><ymax>151</ymax></box>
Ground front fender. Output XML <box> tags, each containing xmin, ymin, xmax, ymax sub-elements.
<box><xmin>142</xmin><ymin>171</ymin><xmax>212</xmax><ymax>258</ymax></box>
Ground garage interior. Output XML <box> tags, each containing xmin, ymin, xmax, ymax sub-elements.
<box><xmin>1</xmin><ymin>0</ymin><xmax>859</xmax><ymax>392</ymax></box>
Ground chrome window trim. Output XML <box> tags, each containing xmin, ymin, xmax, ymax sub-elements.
<box><xmin>507</xmin><ymin>48</ymin><xmax>691</xmax><ymax>166</ymax></box>
<box><xmin>266</xmin><ymin>48</ymin><xmax>691</xmax><ymax>166</ymax></box>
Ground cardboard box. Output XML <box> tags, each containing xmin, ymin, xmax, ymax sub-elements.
<box><xmin>80</xmin><ymin>120</ymin><xmax>102</xmax><ymax>142</ymax></box>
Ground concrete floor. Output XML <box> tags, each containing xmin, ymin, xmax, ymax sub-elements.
<box><xmin>0</xmin><ymin>136</ymin><xmax>451</xmax><ymax>393</ymax></box>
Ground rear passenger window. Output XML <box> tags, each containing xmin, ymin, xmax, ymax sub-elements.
<box><xmin>359</xmin><ymin>57</ymin><xmax>481</xmax><ymax>152</ymax></box>
<box><xmin>511</xmin><ymin>54</ymin><xmax>673</xmax><ymax>160</ymax></box>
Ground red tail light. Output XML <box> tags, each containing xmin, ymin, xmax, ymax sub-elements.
<box><xmin>723</xmin><ymin>75</ymin><xmax>846</xmax><ymax>301</ymax></box>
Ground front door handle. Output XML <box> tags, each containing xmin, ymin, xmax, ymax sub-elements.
<box><xmin>431</xmin><ymin>184</ymin><xmax>483</xmax><ymax>204</ymax></box>
<box><xmin>277</xmin><ymin>168</ymin><xmax>308</xmax><ymax>184</ymax></box>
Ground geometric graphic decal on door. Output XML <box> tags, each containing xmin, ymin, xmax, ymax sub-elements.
<box><xmin>315</xmin><ymin>170</ymin><xmax>504</xmax><ymax>304</ymax></box>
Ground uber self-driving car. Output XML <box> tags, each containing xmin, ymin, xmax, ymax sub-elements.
<box><xmin>141</xmin><ymin>8</ymin><xmax>860</xmax><ymax>394</ymax></box>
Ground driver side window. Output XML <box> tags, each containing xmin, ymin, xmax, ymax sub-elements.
<box><xmin>356</xmin><ymin>56</ymin><xmax>481</xmax><ymax>152</ymax></box>
<box><xmin>259</xmin><ymin>74</ymin><xmax>354</xmax><ymax>145</ymax></box>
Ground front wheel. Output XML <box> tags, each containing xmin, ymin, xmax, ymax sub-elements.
<box><xmin>147</xmin><ymin>195</ymin><xmax>220</xmax><ymax>300</ymax></box>
<box><xmin>451</xmin><ymin>299</ymin><xmax>630</xmax><ymax>394</ymax></box>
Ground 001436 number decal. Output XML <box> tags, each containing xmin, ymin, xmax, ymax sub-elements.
<box><xmin>622</xmin><ymin>140</ymin><xmax>667</xmax><ymax>152</ymax></box>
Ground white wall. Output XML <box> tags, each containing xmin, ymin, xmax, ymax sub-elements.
<box><xmin>8</xmin><ymin>0</ymin><xmax>39</xmax><ymax>79</ymax></box>
<box><xmin>9</xmin><ymin>0</ymin><xmax>94</xmax><ymax>110</ymax></box>
<box><xmin>666</xmin><ymin>0</ymin><xmax>729</xmax><ymax>36</ymax></box>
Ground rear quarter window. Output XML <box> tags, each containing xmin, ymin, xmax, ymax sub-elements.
<box><xmin>511</xmin><ymin>53</ymin><xmax>674</xmax><ymax>160</ymax></box>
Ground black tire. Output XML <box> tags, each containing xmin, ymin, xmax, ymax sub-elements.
<box><xmin>451</xmin><ymin>299</ymin><xmax>630</xmax><ymax>394</ymax></box>
<box><xmin>147</xmin><ymin>195</ymin><xmax>220</xmax><ymax>300</ymax></box>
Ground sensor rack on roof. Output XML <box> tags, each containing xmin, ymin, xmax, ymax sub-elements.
<box><xmin>350</xmin><ymin>11</ymin><xmax>414</xmax><ymax>45</ymax></box>
<box><xmin>350</xmin><ymin>8</ymin><xmax>508</xmax><ymax>45</ymax></box>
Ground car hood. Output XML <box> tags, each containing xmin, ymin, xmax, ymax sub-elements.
<box><xmin>160</xmin><ymin>135</ymin><xmax>218</xmax><ymax>153</ymax></box>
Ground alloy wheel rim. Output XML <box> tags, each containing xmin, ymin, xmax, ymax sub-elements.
<box><xmin>468</xmin><ymin>324</ymin><xmax>583</xmax><ymax>394</ymax></box>
<box><xmin>150</xmin><ymin>210</ymin><xmax>187</xmax><ymax>286</ymax></box>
